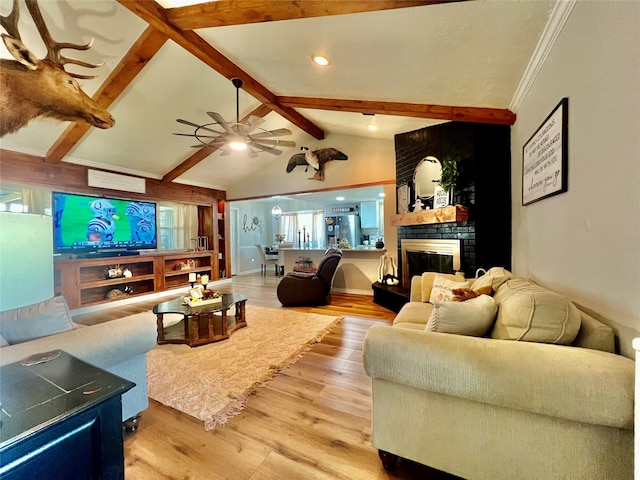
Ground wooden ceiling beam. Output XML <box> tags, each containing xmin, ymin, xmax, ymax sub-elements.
<box><xmin>161</xmin><ymin>104</ymin><xmax>273</xmax><ymax>183</ymax></box>
<box><xmin>166</xmin><ymin>0</ymin><xmax>456</xmax><ymax>30</ymax></box>
<box><xmin>44</xmin><ymin>27</ymin><xmax>169</xmax><ymax>164</ymax></box>
<box><xmin>278</xmin><ymin>96</ymin><xmax>517</xmax><ymax>125</ymax></box>
<box><xmin>118</xmin><ymin>0</ymin><xmax>325</xmax><ymax>140</ymax></box>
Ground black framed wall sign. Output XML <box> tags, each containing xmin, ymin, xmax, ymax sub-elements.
<box><xmin>522</xmin><ymin>97</ymin><xmax>568</xmax><ymax>205</ymax></box>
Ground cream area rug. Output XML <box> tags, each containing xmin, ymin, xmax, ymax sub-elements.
<box><xmin>146</xmin><ymin>305</ymin><xmax>342</xmax><ymax>430</ymax></box>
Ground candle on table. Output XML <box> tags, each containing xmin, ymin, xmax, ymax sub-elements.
<box><xmin>188</xmin><ymin>273</ymin><xmax>196</xmax><ymax>282</ymax></box>
<box><xmin>201</xmin><ymin>274</ymin><xmax>209</xmax><ymax>285</ymax></box>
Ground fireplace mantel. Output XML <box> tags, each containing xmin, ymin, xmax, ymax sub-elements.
<box><xmin>390</xmin><ymin>205</ymin><xmax>468</xmax><ymax>227</ymax></box>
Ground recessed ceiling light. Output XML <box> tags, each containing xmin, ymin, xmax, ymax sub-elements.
<box><xmin>312</xmin><ymin>55</ymin><xmax>330</xmax><ymax>66</ymax></box>
<box><xmin>367</xmin><ymin>124</ymin><xmax>378</xmax><ymax>131</ymax></box>
<box><xmin>378</xmin><ymin>192</ymin><xmax>386</xmax><ymax>198</ymax></box>
<box><xmin>336</xmin><ymin>196</ymin><xmax>345</xmax><ymax>201</ymax></box>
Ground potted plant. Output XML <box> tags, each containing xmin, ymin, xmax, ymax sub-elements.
<box><xmin>438</xmin><ymin>154</ymin><xmax>461</xmax><ymax>194</ymax></box>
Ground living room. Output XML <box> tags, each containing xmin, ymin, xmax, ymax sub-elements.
<box><xmin>0</xmin><ymin>1</ymin><xmax>638</xmax><ymax>479</ymax></box>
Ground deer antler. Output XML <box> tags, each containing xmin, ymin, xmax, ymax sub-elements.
<box><xmin>0</xmin><ymin>0</ymin><xmax>21</xmax><ymax>41</ymax></box>
<box><xmin>25</xmin><ymin>0</ymin><xmax>103</xmax><ymax>79</ymax></box>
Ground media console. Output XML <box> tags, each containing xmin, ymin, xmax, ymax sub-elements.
<box><xmin>54</xmin><ymin>251</ymin><xmax>224</xmax><ymax>310</ymax></box>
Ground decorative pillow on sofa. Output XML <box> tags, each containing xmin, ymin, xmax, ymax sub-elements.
<box><xmin>0</xmin><ymin>296</ymin><xmax>76</xmax><ymax>345</ymax></box>
<box><xmin>490</xmin><ymin>278</ymin><xmax>581</xmax><ymax>345</ymax></box>
<box><xmin>428</xmin><ymin>275</ymin><xmax>470</xmax><ymax>303</ymax></box>
<box><xmin>470</xmin><ymin>267</ymin><xmax>512</xmax><ymax>292</ymax></box>
<box><xmin>452</xmin><ymin>285</ymin><xmax>494</xmax><ymax>302</ymax></box>
<box><xmin>426</xmin><ymin>295</ymin><xmax>498</xmax><ymax>336</ymax></box>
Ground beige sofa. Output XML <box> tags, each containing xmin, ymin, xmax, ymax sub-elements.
<box><xmin>363</xmin><ymin>270</ymin><xmax>635</xmax><ymax>480</ymax></box>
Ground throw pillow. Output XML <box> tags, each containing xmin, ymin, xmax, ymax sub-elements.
<box><xmin>0</xmin><ymin>296</ymin><xmax>76</xmax><ymax>345</ymax></box>
<box><xmin>452</xmin><ymin>285</ymin><xmax>494</xmax><ymax>302</ymax></box>
<box><xmin>426</xmin><ymin>295</ymin><xmax>498</xmax><ymax>336</ymax></box>
<box><xmin>420</xmin><ymin>272</ymin><xmax>465</xmax><ymax>303</ymax></box>
<box><xmin>490</xmin><ymin>278</ymin><xmax>581</xmax><ymax>345</ymax></box>
<box><xmin>428</xmin><ymin>275</ymin><xmax>470</xmax><ymax>303</ymax></box>
<box><xmin>470</xmin><ymin>267</ymin><xmax>512</xmax><ymax>292</ymax></box>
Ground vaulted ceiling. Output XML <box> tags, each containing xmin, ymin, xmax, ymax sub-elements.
<box><xmin>0</xmin><ymin>0</ymin><xmax>554</xmax><ymax>191</ymax></box>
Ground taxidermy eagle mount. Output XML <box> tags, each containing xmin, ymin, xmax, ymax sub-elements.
<box><xmin>286</xmin><ymin>147</ymin><xmax>348</xmax><ymax>181</ymax></box>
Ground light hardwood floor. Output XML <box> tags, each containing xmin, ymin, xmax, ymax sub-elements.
<box><xmin>75</xmin><ymin>273</ymin><xmax>459</xmax><ymax>480</ymax></box>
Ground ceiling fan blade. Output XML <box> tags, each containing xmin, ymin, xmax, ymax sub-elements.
<box><xmin>239</xmin><ymin>116</ymin><xmax>265</xmax><ymax>135</ymax></box>
<box><xmin>249</xmin><ymin>141</ymin><xmax>283</xmax><ymax>156</ymax></box>
<box><xmin>249</xmin><ymin>138</ymin><xmax>296</xmax><ymax>148</ymax></box>
<box><xmin>173</xmin><ymin>132</ymin><xmax>221</xmax><ymax>139</ymax></box>
<box><xmin>250</xmin><ymin>128</ymin><xmax>293</xmax><ymax>139</ymax></box>
<box><xmin>207</xmin><ymin>112</ymin><xmax>235</xmax><ymax>135</ymax></box>
<box><xmin>176</xmin><ymin>118</ymin><xmax>221</xmax><ymax>134</ymax></box>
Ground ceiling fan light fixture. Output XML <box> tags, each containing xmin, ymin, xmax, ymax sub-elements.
<box><xmin>229</xmin><ymin>139</ymin><xmax>248</xmax><ymax>151</ymax></box>
<box><xmin>174</xmin><ymin>77</ymin><xmax>294</xmax><ymax>156</ymax></box>
<box><xmin>312</xmin><ymin>54</ymin><xmax>330</xmax><ymax>66</ymax></box>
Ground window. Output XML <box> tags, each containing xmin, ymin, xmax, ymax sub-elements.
<box><xmin>158</xmin><ymin>202</ymin><xmax>198</xmax><ymax>251</ymax></box>
<box><xmin>280</xmin><ymin>210</ymin><xmax>325</xmax><ymax>248</ymax></box>
<box><xmin>158</xmin><ymin>205</ymin><xmax>176</xmax><ymax>250</ymax></box>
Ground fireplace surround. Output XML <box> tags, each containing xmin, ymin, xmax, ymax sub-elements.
<box><xmin>401</xmin><ymin>239</ymin><xmax>461</xmax><ymax>287</ymax></box>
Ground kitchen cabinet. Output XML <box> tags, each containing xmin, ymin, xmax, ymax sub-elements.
<box><xmin>360</xmin><ymin>201</ymin><xmax>379</xmax><ymax>229</ymax></box>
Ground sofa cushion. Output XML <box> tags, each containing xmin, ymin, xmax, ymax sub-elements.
<box><xmin>0</xmin><ymin>296</ymin><xmax>76</xmax><ymax>345</ymax></box>
<box><xmin>0</xmin><ymin>334</ymin><xmax>8</xmax><ymax>347</ymax></box>
<box><xmin>426</xmin><ymin>295</ymin><xmax>498</xmax><ymax>336</ymax></box>
<box><xmin>429</xmin><ymin>275</ymin><xmax>470</xmax><ymax>303</ymax></box>
<box><xmin>420</xmin><ymin>272</ymin><xmax>467</xmax><ymax>303</ymax></box>
<box><xmin>491</xmin><ymin>279</ymin><xmax>581</xmax><ymax>344</ymax></box>
<box><xmin>470</xmin><ymin>266</ymin><xmax>512</xmax><ymax>291</ymax></box>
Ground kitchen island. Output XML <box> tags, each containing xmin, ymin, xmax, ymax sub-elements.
<box><xmin>280</xmin><ymin>247</ymin><xmax>387</xmax><ymax>295</ymax></box>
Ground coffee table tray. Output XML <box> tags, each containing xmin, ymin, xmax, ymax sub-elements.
<box><xmin>183</xmin><ymin>297</ymin><xmax>222</xmax><ymax>307</ymax></box>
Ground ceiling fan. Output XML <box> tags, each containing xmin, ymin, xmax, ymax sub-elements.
<box><xmin>173</xmin><ymin>78</ymin><xmax>295</xmax><ymax>157</ymax></box>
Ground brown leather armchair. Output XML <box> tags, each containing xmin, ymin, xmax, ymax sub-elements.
<box><xmin>277</xmin><ymin>252</ymin><xmax>342</xmax><ymax>307</ymax></box>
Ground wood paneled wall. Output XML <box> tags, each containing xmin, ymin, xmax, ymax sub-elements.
<box><xmin>0</xmin><ymin>149</ymin><xmax>225</xmax><ymax>206</ymax></box>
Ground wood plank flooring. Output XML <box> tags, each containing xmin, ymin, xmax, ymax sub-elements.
<box><xmin>74</xmin><ymin>273</ymin><xmax>459</xmax><ymax>480</ymax></box>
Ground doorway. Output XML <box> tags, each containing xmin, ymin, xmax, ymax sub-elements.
<box><xmin>230</xmin><ymin>207</ymin><xmax>239</xmax><ymax>275</ymax></box>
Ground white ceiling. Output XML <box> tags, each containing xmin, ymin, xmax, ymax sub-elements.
<box><xmin>0</xmin><ymin>0</ymin><xmax>555</xmax><ymax>191</ymax></box>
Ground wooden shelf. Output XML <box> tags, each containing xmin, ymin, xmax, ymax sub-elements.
<box><xmin>390</xmin><ymin>205</ymin><xmax>468</xmax><ymax>227</ymax></box>
<box><xmin>54</xmin><ymin>251</ymin><xmax>218</xmax><ymax>310</ymax></box>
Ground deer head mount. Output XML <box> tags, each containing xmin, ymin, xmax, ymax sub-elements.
<box><xmin>0</xmin><ymin>0</ymin><xmax>115</xmax><ymax>137</ymax></box>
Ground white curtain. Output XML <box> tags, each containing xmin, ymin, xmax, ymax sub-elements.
<box><xmin>280</xmin><ymin>212</ymin><xmax>298</xmax><ymax>247</ymax></box>
<box><xmin>312</xmin><ymin>210</ymin><xmax>325</xmax><ymax>248</ymax></box>
<box><xmin>21</xmin><ymin>187</ymin><xmax>51</xmax><ymax>215</ymax></box>
<box><xmin>174</xmin><ymin>203</ymin><xmax>198</xmax><ymax>250</ymax></box>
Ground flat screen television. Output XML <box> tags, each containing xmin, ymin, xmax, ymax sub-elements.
<box><xmin>52</xmin><ymin>191</ymin><xmax>157</xmax><ymax>255</ymax></box>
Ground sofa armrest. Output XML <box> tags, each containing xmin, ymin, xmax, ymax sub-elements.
<box><xmin>0</xmin><ymin>312</ymin><xmax>157</xmax><ymax>369</ymax></box>
<box><xmin>363</xmin><ymin>325</ymin><xmax>634</xmax><ymax>429</ymax></box>
<box><xmin>409</xmin><ymin>275</ymin><xmax>422</xmax><ymax>302</ymax></box>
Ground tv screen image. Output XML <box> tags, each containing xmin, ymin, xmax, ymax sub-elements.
<box><xmin>53</xmin><ymin>192</ymin><xmax>157</xmax><ymax>254</ymax></box>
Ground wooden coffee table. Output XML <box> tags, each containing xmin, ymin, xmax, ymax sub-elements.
<box><xmin>153</xmin><ymin>293</ymin><xmax>247</xmax><ymax>347</ymax></box>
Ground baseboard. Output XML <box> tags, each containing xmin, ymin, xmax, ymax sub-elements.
<box><xmin>332</xmin><ymin>287</ymin><xmax>373</xmax><ymax>296</ymax></box>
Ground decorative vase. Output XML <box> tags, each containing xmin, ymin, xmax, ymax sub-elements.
<box><xmin>375</xmin><ymin>238</ymin><xmax>384</xmax><ymax>249</ymax></box>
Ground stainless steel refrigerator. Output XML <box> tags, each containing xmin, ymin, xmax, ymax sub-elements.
<box><xmin>326</xmin><ymin>215</ymin><xmax>361</xmax><ymax>248</ymax></box>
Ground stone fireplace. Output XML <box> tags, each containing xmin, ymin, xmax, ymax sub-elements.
<box><xmin>401</xmin><ymin>239</ymin><xmax>462</xmax><ymax>287</ymax></box>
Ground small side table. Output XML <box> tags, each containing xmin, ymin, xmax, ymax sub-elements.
<box><xmin>372</xmin><ymin>282</ymin><xmax>410</xmax><ymax>313</ymax></box>
<box><xmin>0</xmin><ymin>351</ymin><xmax>134</xmax><ymax>480</ymax></box>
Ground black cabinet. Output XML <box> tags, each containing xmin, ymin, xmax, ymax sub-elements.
<box><xmin>0</xmin><ymin>351</ymin><xmax>134</xmax><ymax>480</ymax></box>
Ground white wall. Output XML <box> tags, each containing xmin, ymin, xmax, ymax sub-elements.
<box><xmin>227</xmin><ymin>132</ymin><xmax>395</xmax><ymax>200</ymax></box>
<box><xmin>511</xmin><ymin>2</ymin><xmax>640</xmax><ymax>355</ymax></box>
